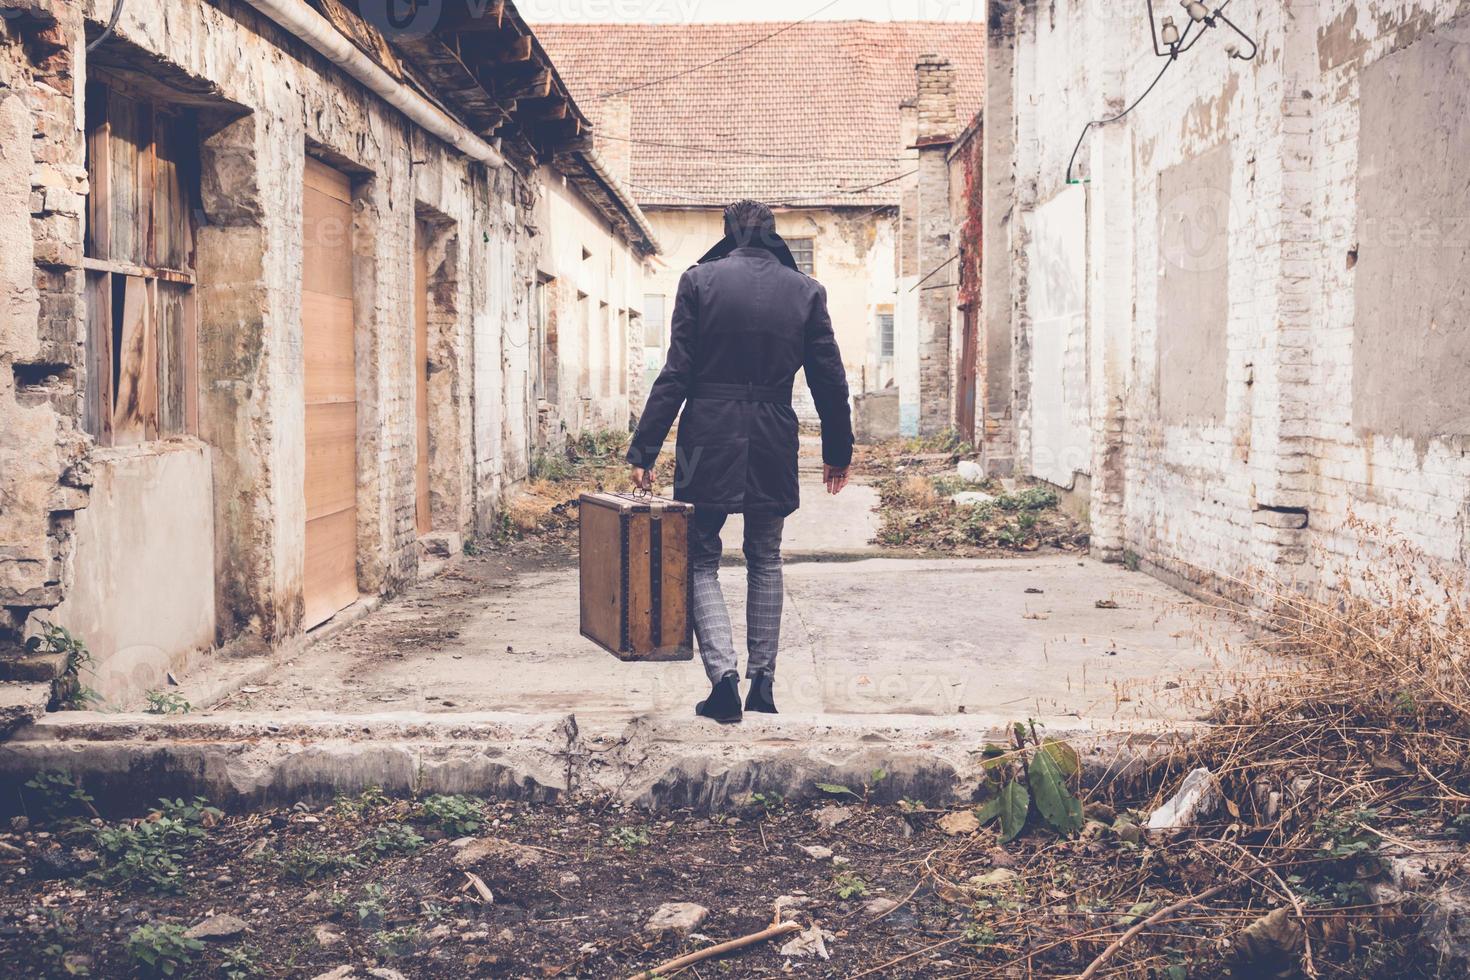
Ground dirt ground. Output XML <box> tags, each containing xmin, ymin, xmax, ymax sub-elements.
<box><xmin>0</xmin><ymin>784</ymin><xmax>1441</xmax><ymax>979</ymax></box>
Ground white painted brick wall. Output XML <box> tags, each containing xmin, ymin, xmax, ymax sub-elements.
<box><xmin>1006</xmin><ymin>0</ymin><xmax>1470</xmax><ymax>592</ymax></box>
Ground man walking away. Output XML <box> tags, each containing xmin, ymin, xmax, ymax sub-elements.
<box><xmin>628</xmin><ymin>200</ymin><xmax>853</xmax><ymax>723</ymax></box>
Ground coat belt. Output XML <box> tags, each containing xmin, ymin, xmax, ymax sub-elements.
<box><xmin>689</xmin><ymin>381</ymin><xmax>793</xmax><ymax>404</ymax></box>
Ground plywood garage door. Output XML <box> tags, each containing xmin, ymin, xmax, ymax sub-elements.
<box><xmin>302</xmin><ymin>158</ymin><xmax>359</xmax><ymax>629</ymax></box>
<box><xmin>414</xmin><ymin>221</ymin><xmax>431</xmax><ymax>536</ymax></box>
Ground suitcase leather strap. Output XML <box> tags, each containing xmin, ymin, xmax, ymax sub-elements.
<box><xmin>648</xmin><ymin>500</ymin><xmax>664</xmax><ymax>646</ymax></box>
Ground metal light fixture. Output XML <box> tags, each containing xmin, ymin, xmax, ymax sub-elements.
<box><xmin>1068</xmin><ymin>1</ymin><xmax>1261</xmax><ymax>183</ymax></box>
<box><xmin>1146</xmin><ymin>0</ymin><xmax>1258</xmax><ymax>60</ymax></box>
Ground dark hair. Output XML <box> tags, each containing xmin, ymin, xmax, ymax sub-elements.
<box><xmin>723</xmin><ymin>199</ymin><xmax>776</xmax><ymax>247</ymax></box>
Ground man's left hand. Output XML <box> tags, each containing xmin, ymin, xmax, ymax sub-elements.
<box><xmin>630</xmin><ymin>466</ymin><xmax>653</xmax><ymax>492</ymax></box>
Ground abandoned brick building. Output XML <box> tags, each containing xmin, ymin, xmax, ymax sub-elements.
<box><xmin>0</xmin><ymin>0</ymin><xmax>658</xmax><ymax>716</ymax></box>
<box><xmin>536</xmin><ymin>21</ymin><xmax>985</xmax><ymax>437</ymax></box>
<box><xmin>982</xmin><ymin>0</ymin><xmax>1470</xmax><ymax>591</ymax></box>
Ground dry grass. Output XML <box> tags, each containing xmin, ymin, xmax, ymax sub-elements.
<box><xmin>496</xmin><ymin>429</ymin><xmax>676</xmax><ymax>543</ymax></box>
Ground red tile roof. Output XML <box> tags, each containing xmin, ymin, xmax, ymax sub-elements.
<box><xmin>532</xmin><ymin>21</ymin><xmax>984</xmax><ymax>209</ymax></box>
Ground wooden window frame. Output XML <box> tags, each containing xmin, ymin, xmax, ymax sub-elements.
<box><xmin>788</xmin><ymin>237</ymin><xmax>816</xmax><ymax>276</ymax></box>
<box><xmin>83</xmin><ymin>73</ymin><xmax>200</xmax><ymax>448</ymax></box>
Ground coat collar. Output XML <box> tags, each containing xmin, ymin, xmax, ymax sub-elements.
<box><xmin>697</xmin><ymin>231</ymin><xmax>800</xmax><ymax>271</ymax></box>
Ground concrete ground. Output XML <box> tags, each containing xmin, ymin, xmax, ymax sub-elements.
<box><xmin>172</xmin><ymin>471</ymin><xmax>1254</xmax><ymax>730</ymax></box>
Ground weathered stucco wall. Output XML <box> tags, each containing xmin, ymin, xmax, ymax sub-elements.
<box><xmin>536</xmin><ymin>168</ymin><xmax>649</xmax><ymax>435</ymax></box>
<box><xmin>997</xmin><ymin>0</ymin><xmax>1470</xmax><ymax>589</ymax></box>
<box><xmin>53</xmin><ymin>443</ymin><xmax>216</xmax><ymax>704</ymax></box>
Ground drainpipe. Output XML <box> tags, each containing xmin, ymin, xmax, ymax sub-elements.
<box><xmin>242</xmin><ymin>0</ymin><xmax>506</xmax><ymax>169</ymax></box>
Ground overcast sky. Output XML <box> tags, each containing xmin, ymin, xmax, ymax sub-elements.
<box><xmin>521</xmin><ymin>0</ymin><xmax>983</xmax><ymax>24</ymax></box>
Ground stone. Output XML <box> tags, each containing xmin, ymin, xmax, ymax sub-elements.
<box><xmin>310</xmin><ymin>968</ymin><xmax>356</xmax><ymax>980</ymax></box>
<box><xmin>798</xmin><ymin>844</ymin><xmax>833</xmax><ymax>860</ymax></box>
<box><xmin>184</xmin><ymin>914</ymin><xmax>247</xmax><ymax>940</ymax></box>
<box><xmin>956</xmin><ymin>460</ymin><xmax>986</xmax><ymax>482</ymax></box>
<box><xmin>950</xmin><ymin>490</ymin><xmax>995</xmax><ymax>506</ymax></box>
<box><xmin>969</xmin><ymin>868</ymin><xmax>1019</xmax><ymax>888</ymax></box>
<box><xmin>779</xmin><ymin>924</ymin><xmax>832</xmax><ymax>959</ymax></box>
<box><xmin>313</xmin><ymin>924</ymin><xmax>344</xmax><ymax>948</ymax></box>
<box><xmin>452</xmin><ymin>837</ymin><xmax>542</xmax><ymax>870</ymax></box>
<box><xmin>937</xmin><ymin>810</ymin><xmax>980</xmax><ymax>836</ymax></box>
<box><xmin>644</xmin><ymin>902</ymin><xmax>709</xmax><ymax>937</ymax></box>
<box><xmin>863</xmin><ymin>897</ymin><xmax>900</xmax><ymax>916</ymax></box>
<box><xmin>812</xmin><ymin>805</ymin><xmax>851</xmax><ymax>832</ymax></box>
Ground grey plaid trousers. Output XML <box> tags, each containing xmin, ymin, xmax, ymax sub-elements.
<box><xmin>687</xmin><ymin>509</ymin><xmax>785</xmax><ymax>684</ymax></box>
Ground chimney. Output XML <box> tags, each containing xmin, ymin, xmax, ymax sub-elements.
<box><xmin>596</xmin><ymin>96</ymin><xmax>633</xmax><ymax>186</ymax></box>
<box><xmin>914</xmin><ymin>54</ymin><xmax>958</xmax><ymax>145</ymax></box>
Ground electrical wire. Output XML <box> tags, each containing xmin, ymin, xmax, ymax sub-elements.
<box><xmin>595</xmin><ymin>0</ymin><xmax>847</xmax><ymax>100</ymax></box>
<box><xmin>1064</xmin><ymin>56</ymin><xmax>1173</xmax><ymax>184</ymax></box>
<box><xmin>627</xmin><ymin>169</ymin><xmax>917</xmax><ymax>207</ymax></box>
<box><xmin>593</xmin><ymin>132</ymin><xmax>905</xmax><ymax>164</ymax></box>
<box><xmin>87</xmin><ymin>0</ymin><xmax>127</xmax><ymax>52</ymax></box>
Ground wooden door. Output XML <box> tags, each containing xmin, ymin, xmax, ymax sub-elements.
<box><xmin>302</xmin><ymin>158</ymin><xmax>358</xmax><ymax>629</ymax></box>
<box><xmin>957</xmin><ymin>305</ymin><xmax>980</xmax><ymax>446</ymax></box>
<box><xmin>414</xmin><ymin>222</ymin><xmax>431</xmax><ymax>536</ymax></box>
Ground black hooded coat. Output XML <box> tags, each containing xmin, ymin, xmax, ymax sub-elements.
<box><xmin>626</xmin><ymin>234</ymin><xmax>854</xmax><ymax>516</ymax></box>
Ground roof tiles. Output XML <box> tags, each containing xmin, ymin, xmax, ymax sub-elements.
<box><xmin>532</xmin><ymin>20</ymin><xmax>985</xmax><ymax>208</ymax></box>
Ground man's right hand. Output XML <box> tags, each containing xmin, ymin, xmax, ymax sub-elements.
<box><xmin>630</xmin><ymin>466</ymin><xmax>653</xmax><ymax>492</ymax></box>
<box><xmin>823</xmin><ymin>464</ymin><xmax>849</xmax><ymax>495</ymax></box>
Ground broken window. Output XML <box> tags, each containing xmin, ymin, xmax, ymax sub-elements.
<box><xmin>788</xmin><ymin>237</ymin><xmax>815</xmax><ymax>276</ymax></box>
<box><xmin>82</xmin><ymin>77</ymin><xmax>200</xmax><ymax>446</ymax></box>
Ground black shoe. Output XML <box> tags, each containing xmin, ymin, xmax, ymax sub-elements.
<box><xmin>696</xmin><ymin>672</ymin><xmax>743</xmax><ymax>724</ymax></box>
<box><xmin>744</xmin><ymin>670</ymin><xmax>777</xmax><ymax>714</ymax></box>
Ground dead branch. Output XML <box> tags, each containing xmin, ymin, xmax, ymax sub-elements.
<box><xmin>1076</xmin><ymin>881</ymin><xmax>1230</xmax><ymax>980</ymax></box>
<box><xmin>626</xmin><ymin>920</ymin><xmax>802</xmax><ymax>980</ymax></box>
<box><xmin>462</xmin><ymin>870</ymin><xmax>494</xmax><ymax>904</ymax></box>
<box><xmin>1210</xmin><ymin>839</ymin><xmax>1317</xmax><ymax>979</ymax></box>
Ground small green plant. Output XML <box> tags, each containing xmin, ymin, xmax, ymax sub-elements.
<box><xmin>461</xmin><ymin>536</ymin><xmax>481</xmax><ymax>556</ymax></box>
<box><xmin>373</xmin><ymin>925</ymin><xmax>421</xmax><ymax>957</ymax></box>
<box><xmin>750</xmin><ymin>791</ymin><xmax>786</xmax><ymax>814</ymax></box>
<box><xmin>418</xmin><ymin>793</ymin><xmax>485</xmax><ymax>835</ymax></box>
<box><xmin>23</xmin><ymin>770</ymin><xmax>96</xmax><ymax>823</ymax></box>
<box><xmin>28</xmin><ymin>621</ymin><xmax>100</xmax><ymax>711</ymax></box>
<box><xmin>973</xmin><ymin>722</ymin><xmax>1084</xmax><ymax>844</ymax></box>
<box><xmin>833</xmin><ymin>872</ymin><xmax>868</xmax><ymax>899</ymax></box>
<box><xmin>333</xmin><ymin>785</ymin><xmax>390</xmax><ymax>820</ymax></box>
<box><xmin>419</xmin><ymin>900</ymin><xmax>449</xmax><ymax>923</ymax></box>
<box><xmin>93</xmin><ymin>794</ymin><xmax>221</xmax><ymax>892</ymax></box>
<box><xmin>356</xmin><ymin>883</ymin><xmax>388</xmax><ymax>927</ymax></box>
<box><xmin>144</xmin><ymin>690</ymin><xmax>191</xmax><ymax>715</ymax></box>
<box><xmin>124</xmin><ymin>923</ymin><xmax>203</xmax><ymax>977</ymax></box>
<box><xmin>963</xmin><ymin>922</ymin><xmax>999</xmax><ymax>947</ymax></box>
<box><xmin>529</xmin><ymin>451</ymin><xmax>574</xmax><ymax>481</ymax></box>
<box><xmin>155</xmin><ymin>796</ymin><xmax>223</xmax><ymax>827</ymax></box>
<box><xmin>366</xmin><ymin>823</ymin><xmax>425</xmax><ymax>856</ymax></box>
<box><xmin>219</xmin><ymin>943</ymin><xmax>262</xmax><ymax>979</ymax></box>
<box><xmin>274</xmin><ymin>843</ymin><xmax>363</xmax><ymax>882</ymax></box>
<box><xmin>606</xmin><ymin>826</ymin><xmax>651</xmax><ymax>852</ymax></box>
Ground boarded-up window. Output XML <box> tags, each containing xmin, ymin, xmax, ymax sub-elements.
<box><xmin>82</xmin><ymin>78</ymin><xmax>199</xmax><ymax>446</ymax></box>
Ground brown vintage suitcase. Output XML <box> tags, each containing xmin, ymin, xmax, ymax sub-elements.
<box><xmin>578</xmin><ymin>491</ymin><xmax>695</xmax><ymax>661</ymax></box>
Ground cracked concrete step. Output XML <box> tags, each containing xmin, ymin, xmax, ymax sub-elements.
<box><xmin>0</xmin><ymin>651</ymin><xmax>66</xmax><ymax>683</ymax></box>
<box><xmin>0</xmin><ymin>682</ymin><xmax>51</xmax><ymax>740</ymax></box>
<box><xmin>0</xmin><ymin>708</ymin><xmax>1194</xmax><ymax>815</ymax></box>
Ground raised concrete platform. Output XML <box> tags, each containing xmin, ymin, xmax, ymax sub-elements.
<box><xmin>0</xmin><ymin>709</ymin><xmax>1189</xmax><ymax>814</ymax></box>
